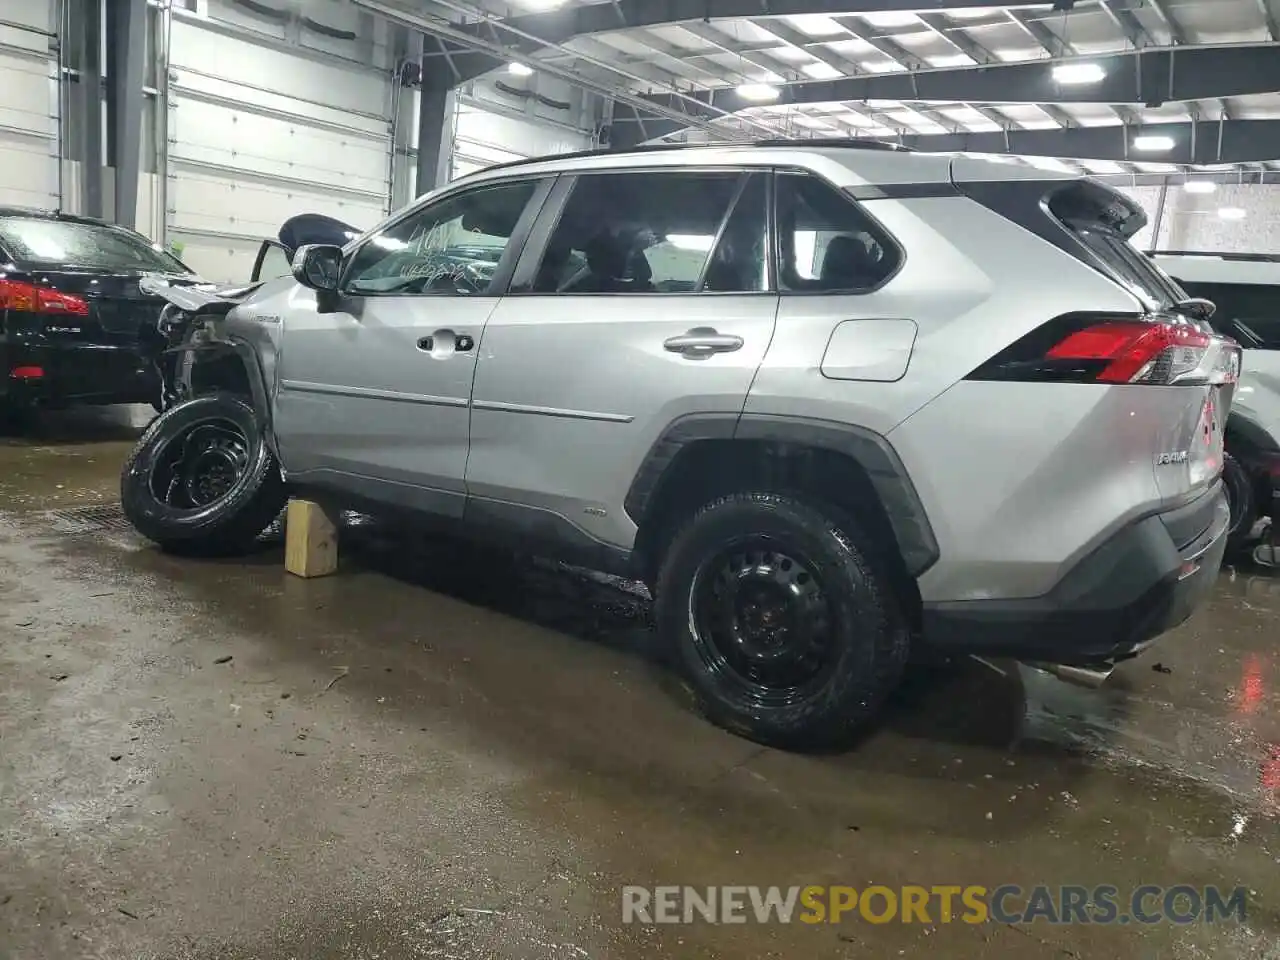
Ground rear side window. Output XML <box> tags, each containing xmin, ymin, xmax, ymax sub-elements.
<box><xmin>528</xmin><ymin>169</ymin><xmax>765</xmax><ymax>294</ymax></box>
<box><xmin>0</xmin><ymin>216</ymin><xmax>187</xmax><ymax>274</ymax></box>
<box><xmin>1047</xmin><ymin>184</ymin><xmax>1181</xmax><ymax>309</ymax></box>
<box><xmin>775</xmin><ymin>173</ymin><xmax>900</xmax><ymax>293</ymax></box>
<box><xmin>1174</xmin><ymin>280</ymin><xmax>1280</xmax><ymax>348</ymax></box>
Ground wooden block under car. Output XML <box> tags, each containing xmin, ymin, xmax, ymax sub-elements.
<box><xmin>284</xmin><ymin>499</ymin><xmax>339</xmax><ymax>578</ymax></box>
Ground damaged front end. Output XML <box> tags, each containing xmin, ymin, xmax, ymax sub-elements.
<box><xmin>142</xmin><ymin>277</ymin><xmax>271</xmax><ymax>412</ymax></box>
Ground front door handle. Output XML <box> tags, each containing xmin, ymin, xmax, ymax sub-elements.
<box><xmin>663</xmin><ymin>327</ymin><xmax>744</xmax><ymax>359</ymax></box>
<box><xmin>417</xmin><ymin>330</ymin><xmax>474</xmax><ymax>354</ymax></box>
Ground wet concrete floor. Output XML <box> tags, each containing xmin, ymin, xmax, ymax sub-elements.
<box><xmin>2</xmin><ymin>406</ymin><xmax>1280</xmax><ymax>958</ymax></box>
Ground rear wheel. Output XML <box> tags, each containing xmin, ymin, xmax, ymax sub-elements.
<box><xmin>121</xmin><ymin>393</ymin><xmax>285</xmax><ymax>555</ymax></box>
<box><xmin>654</xmin><ymin>492</ymin><xmax>909</xmax><ymax>749</ymax></box>
<box><xmin>1224</xmin><ymin>453</ymin><xmax>1259</xmax><ymax>552</ymax></box>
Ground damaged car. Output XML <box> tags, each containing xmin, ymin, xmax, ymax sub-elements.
<box><xmin>121</xmin><ymin>142</ymin><xmax>1240</xmax><ymax>748</ymax></box>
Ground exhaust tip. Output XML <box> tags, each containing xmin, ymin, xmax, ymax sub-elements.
<box><xmin>1026</xmin><ymin>662</ymin><xmax>1115</xmax><ymax>689</ymax></box>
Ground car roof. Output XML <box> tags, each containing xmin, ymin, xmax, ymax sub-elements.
<box><xmin>449</xmin><ymin>139</ymin><xmax>1070</xmax><ymax>192</ymax></box>
<box><xmin>1151</xmin><ymin>252</ymin><xmax>1280</xmax><ymax>286</ymax></box>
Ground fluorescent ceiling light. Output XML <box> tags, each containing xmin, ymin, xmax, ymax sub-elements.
<box><xmin>737</xmin><ymin>82</ymin><xmax>780</xmax><ymax>101</ymax></box>
<box><xmin>946</xmin><ymin>6</ymin><xmax>1000</xmax><ymax>18</ymax></box>
<box><xmin>1132</xmin><ymin>134</ymin><xmax>1175</xmax><ymax>151</ymax></box>
<box><xmin>1052</xmin><ymin>62</ymin><xmax>1105</xmax><ymax>85</ymax></box>
<box><xmin>507</xmin><ymin>62</ymin><xmax>533</xmax><ymax>77</ymax></box>
<box><xmin>860</xmin><ymin>11</ymin><xmax>919</xmax><ymax>27</ymax></box>
<box><xmin>800</xmin><ymin>61</ymin><xmax>843</xmax><ymax>80</ymax></box>
<box><xmin>1183</xmin><ymin>181</ymin><xmax>1217</xmax><ymax>194</ymax></box>
<box><xmin>1217</xmin><ymin>207</ymin><xmax>1247</xmax><ymax>220</ymax></box>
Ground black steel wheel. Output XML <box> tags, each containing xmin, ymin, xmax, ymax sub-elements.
<box><xmin>689</xmin><ymin>538</ymin><xmax>838</xmax><ymax>708</ymax></box>
<box><xmin>122</xmin><ymin>393</ymin><xmax>285</xmax><ymax>555</ymax></box>
<box><xmin>148</xmin><ymin>418</ymin><xmax>251</xmax><ymax>509</ymax></box>
<box><xmin>656</xmin><ymin>492</ymin><xmax>909</xmax><ymax>749</ymax></box>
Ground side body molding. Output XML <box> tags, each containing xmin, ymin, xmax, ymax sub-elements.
<box><xmin>624</xmin><ymin>413</ymin><xmax>940</xmax><ymax>577</ymax></box>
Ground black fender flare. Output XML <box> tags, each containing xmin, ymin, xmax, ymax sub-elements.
<box><xmin>624</xmin><ymin>413</ymin><xmax>940</xmax><ymax>576</ymax></box>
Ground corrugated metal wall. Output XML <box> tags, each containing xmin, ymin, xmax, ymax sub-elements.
<box><xmin>0</xmin><ymin>2</ymin><xmax>61</xmax><ymax>209</ymax></box>
<box><xmin>164</xmin><ymin>1</ymin><xmax>394</xmax><ymax>281</ymax></box>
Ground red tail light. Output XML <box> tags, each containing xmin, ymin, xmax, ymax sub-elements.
<box><xmin>968</xmin><ymin>313</ymin><xmax>1237</xmax><ymax>386</ymax></box>
<box><xmin>1047</xmin><ymin>321</ymin><xmax>1210</xmax><ymax>384</ymax></box>
<box><xmin>0</xmin><ymin>278</ymin><xmax>90</xmax><ymax>317</ymax></box>
<box><xmin>9</xmin><ymin>365</ymin><xmax>44</xmax><ymax>380</ymax></box>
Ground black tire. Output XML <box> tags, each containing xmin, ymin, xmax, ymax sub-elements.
<box><xmin>1224</xmin><ymin>453</ymin><xmax>1258</xmax><ymax>553</ymax></box>
<box><xmin>121</xmin><ymin>393</ymin><xmax>286</xmax><ymax>556</ymax></box>
<box><xmin>654</xmin><ymin>492</ymin><xmax>910</xmax><ymax>749</ymax></box>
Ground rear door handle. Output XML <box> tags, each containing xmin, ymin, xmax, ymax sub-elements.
<box><xmin>663</xmin><ymin>327</ymin><xmax>744</xmax><ymax>359</ymax></box>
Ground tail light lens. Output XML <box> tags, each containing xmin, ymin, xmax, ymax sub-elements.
<box><xmin>0</xmin><ymin>278</ymin><xmax>90</xmax><ymax>317</ymax></box>
<box><xmin>968</xmin><ymin>313</ymin><xmax>1238</xmax><ymax>386</ymax></box>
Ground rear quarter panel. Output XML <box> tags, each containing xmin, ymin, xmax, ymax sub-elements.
<box><xmin>748</xmin><ymin>189</ymin><xmax>1180</xmax><ymax>604</ymax></box>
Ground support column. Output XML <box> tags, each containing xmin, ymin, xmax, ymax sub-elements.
<box><xmin>416</xmin><ymin>64</ymin><xmax>453</xmax><ymax>197</ymax></box>
<box><xmin>75</xmin><ymin>0</ymin><xmax>104</xmax><ymax>218</ymax></box>
<box><xmin>389</xmin><ymin>29</ymin><xmax>422</xmax><ymax>211</ymax></box>
<box><xmin>105</xmin><ymin>0</ymin><xmax>146</xmax><ymax>228</ymax></box>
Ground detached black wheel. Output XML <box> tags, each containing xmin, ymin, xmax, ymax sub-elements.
<box><xmin>121</xmin><ymin>393</ymin><xmax>285</xmax><ymax>555</ymax></box>
<box><xmin>1224</xmin><ymin>453</ymin><xmax>1258</xmax><ymax>552</ymax></box>
<box><xmin>655</xmin><ymin>492</ymin><xmax>909</xmax><ymax>749</ymax></box>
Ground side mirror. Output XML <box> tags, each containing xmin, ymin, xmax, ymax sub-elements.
<box><xmin>291</xmin><ymin>244</ymin><xmax>343</xmax><ymax>292</ymax></box>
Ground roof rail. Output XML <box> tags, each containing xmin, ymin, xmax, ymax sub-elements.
<box><xmin>1147</xmin><ymin>249</ymin><xmax>1280</xmax><ymax>263</ymax></box>
<box><xmin>472</xmin><ymin>137</ymin><xmax>910</xmax><ymax>177</ymax></box>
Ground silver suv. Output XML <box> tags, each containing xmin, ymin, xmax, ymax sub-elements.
<box><xmin>123</xmin><ymin>140</ymin><xmax>1238</xmax><ymax>748</ymax></box>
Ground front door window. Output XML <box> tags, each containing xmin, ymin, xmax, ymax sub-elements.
<box><xmin>344</xmin><ymin>180</ymin><xmax>539</xmax><ymax>297</ymax></box>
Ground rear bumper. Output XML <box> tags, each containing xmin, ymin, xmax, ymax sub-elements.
<box><xmin>921</xmin><ymin>481</ymin><xmax>1229</xmax><ymax>666</ymax></box>
<box><xmin>2</xmin><ymin>339</ymin><xmax>157</xmax><ymax>407</ymax></box>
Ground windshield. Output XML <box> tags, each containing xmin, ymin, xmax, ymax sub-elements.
<box><xmin>0</xmin><ymin>217</ymin><xmax>190</xmax><ymax>274</ymax></box>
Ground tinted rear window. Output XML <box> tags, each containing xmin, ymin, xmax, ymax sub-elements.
<box><xmin>0</xmin><ymin>217</ymin><xmax>188</xmax><ymax>274</ymax></box>
<box><xmin>1045</xmin><ymin>182</ymin><xmax>1181</xmax><ymax>310</ymax></box>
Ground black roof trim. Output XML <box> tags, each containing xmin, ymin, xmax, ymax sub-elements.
<box><xmin>473</xmin><ymin>137</ymin><xmax>910</xmax><ymax>178</ymax></box>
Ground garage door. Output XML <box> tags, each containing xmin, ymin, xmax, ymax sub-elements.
<box><xmin>0</xmin><ymin>3</ymin><xmax>61</xmax><ymax>210</ymax></box>
<box><xmin>449</xmin><ymin>101</ymin><xmax>592</xmax><ymax>183</ymax></box>
<box><xmin>165</xmin><ymin>16</ymin><xmax>392</xmax><ymax>282</ymax></box>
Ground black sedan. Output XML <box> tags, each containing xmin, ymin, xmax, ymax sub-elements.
<box><xmin>0</xmin><ymin>208</ymin><xmax>198</xmax><ymax>415</ymax></box>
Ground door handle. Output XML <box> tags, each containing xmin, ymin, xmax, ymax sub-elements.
<box><xmin>417</xmin><ymin>331</ymin><xmax>474</xmax><ymax>354</ymax></box>
<box><xmin>663</xmin><ymin>327</ymin><xmax>744</xmax><ymax>359</ymax></box>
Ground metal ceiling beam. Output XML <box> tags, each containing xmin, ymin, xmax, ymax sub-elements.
<box><xmin>916</xmin><ymin>12</ymin><xmax>995</xmax><ymax>65</ymax></box>
<box><xmin>829</xmin><ymin>16</ymin><xmax>926</xmax><ymax>71</ymax></box>
<box><xmin>738</xmin><ymin>19</ymin><xmax>910</xmax><ymax>133</ymax></box>
<box><xmin>1006</xmin><ymin>9</ymin><xmax>1069</xmax><ymax>57</ymax></box>
<box><xmin>632</xmin><ymin>44</ymin><xmax>1280</xmax><ymax>111</ymax></box>
<box><xmin>413</xmin><ymin>0</ymin><xmax>1059</xmax><ymax>82</ymax></box>
<box><xmin>1145</xmin><ymin>0</ymin><xmax>1188</xmax><ymax>44</ymax></box>
<box><xmin>623</xmin><ymin>119</ymin><xmax>1280</xmax><ymax>164</ymax></box>
<box><xmin>1098</xmin><ymin>0</ymin><xmax>1157</xmax><ymax>48</ymax></box>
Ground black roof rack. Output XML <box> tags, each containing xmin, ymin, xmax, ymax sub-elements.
<box><xmin>475</xmin><ymin>137</ymin><xmax>910</xmax><ymax>177</ymax></box>
<box><xmin>1147</xmin><ymin>249</ymin><xmax>1280</xmax><ymax>263</ymax></box>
